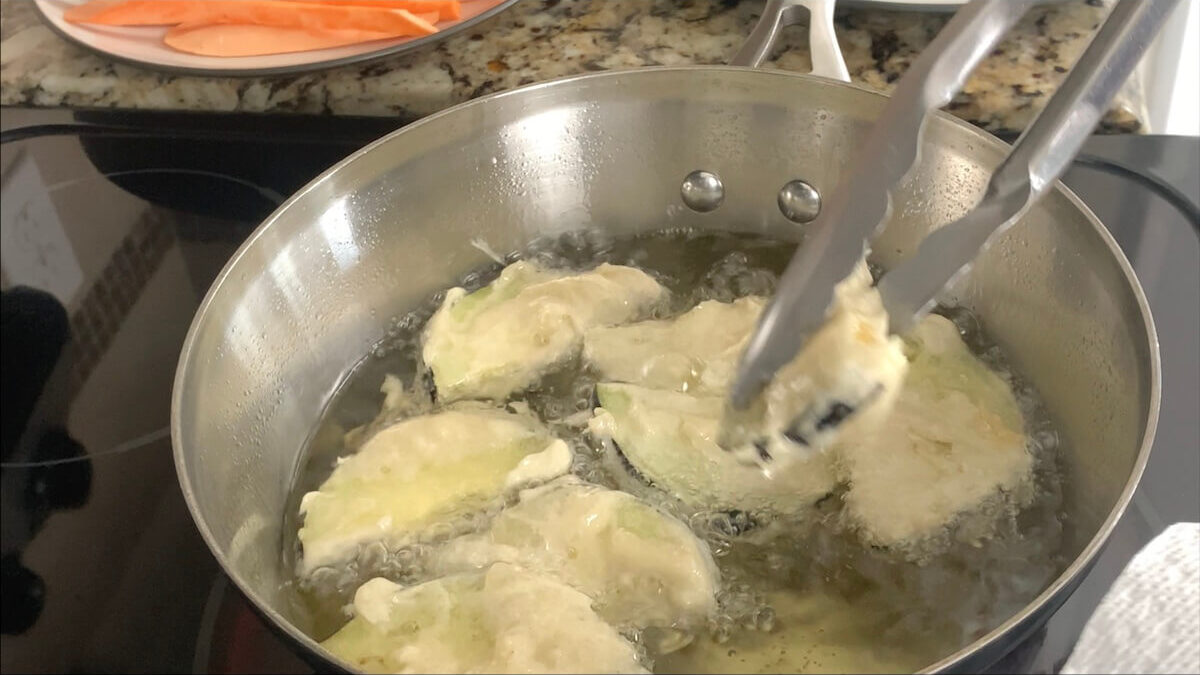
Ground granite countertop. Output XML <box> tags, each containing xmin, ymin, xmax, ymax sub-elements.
<box><xmin>0</xmin><ymin>0</ymin><xmax>1143</xmax><ymax>134</ymax></box>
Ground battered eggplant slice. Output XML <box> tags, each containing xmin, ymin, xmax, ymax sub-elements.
<box><xmin>297</xmin><ymin>405</ymin><xmax>571</xmax><ymax>575</ymax></box>
<box><xmin>589</xmin><ymin>383</ymin><xmax>837</xmax><ymax>515</ymax></box>
<box><xmin>582</xmin><ymin>264</ymin><xmax>906</xmax><ymax>468</ymax></box>
<box><xmin>423</xmin><ymin>261</ymin><xmax>666</xmax><ymax>402</ymax></box>
<box><xmin>725</xmin><ymin>262</ymin><xmax>909</xmax><ymax>468</ymax></box>
<box><xmin>842</xmin><ymin>314</ymin><xmax>1033</xmax><ymax>547</ymax></box>
<box><xmin>435</xmin><ymin>478</ymin><xmax>719</xmax><ymax>640</ymax></box>
<box><xmin>322</xmin><ymin>563</ymin><xmax>647</xmax><ymax>674</ymax></box>
<box><xmin>583</xmin><ymin>296</ymin><xmax>764</xmax><ymax>394</ymax></box>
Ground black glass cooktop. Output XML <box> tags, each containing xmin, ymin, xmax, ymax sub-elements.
<box><xmin>1</xmin><ymin>108</ymin><xmax>1196</xmax><ymax>674</ymax></box>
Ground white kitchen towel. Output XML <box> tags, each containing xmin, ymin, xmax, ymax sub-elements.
<box><xmin>1062</xmin><ymin>521</ymin><xmax>1200</xmax><ymax>674</ymax></box>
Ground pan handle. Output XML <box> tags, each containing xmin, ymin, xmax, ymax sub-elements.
<box><xmin>730</xmin><ymin>0</ymin><xmax>850</xmax><ymax>82</ymax></box>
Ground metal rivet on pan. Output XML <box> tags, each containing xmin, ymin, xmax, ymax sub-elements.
<box><xmin>778</xmin><ymin>179</ymin><xmax>821</xmax><ymax>223</ymax></box>
<box><xmin>680</xmin><ymin>170</ymin><xmax>725</xmax><ymax>213</ymax></box>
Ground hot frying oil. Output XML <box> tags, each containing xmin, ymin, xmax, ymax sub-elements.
<box><xmin>280</xmin><ymin>231</ymin><xmax>1066</xmax><ymax>673</ymax></box>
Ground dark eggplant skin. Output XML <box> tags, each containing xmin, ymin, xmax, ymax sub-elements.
<box><xmin>608</xmin><ymin>439</ymin><xmax>764</xmax><ymax>537</ymax></box>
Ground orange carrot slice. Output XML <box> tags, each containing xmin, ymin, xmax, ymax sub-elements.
<box><xmin>66</xmin><ymin>0</ymin><xmax>216</xmax><ymax>26</ymax></box>
<box><xmin>62</xmin><ymin>0</ymin><xmax>150</xmax><ymax>23</ymax></box>
<box><xmin>64</xmin><ymin>1</ymin><xmax>439</xmax><ymax>36</ymax></box>
<box><xmin>162</xmin><ymin>20</ymin><xmax>434</xmax><ymax>57</ymax></box>
<box><xmin>299</xmin><ymin>1</ymin><xmax>461</xmax><ymax>22</ymax></box>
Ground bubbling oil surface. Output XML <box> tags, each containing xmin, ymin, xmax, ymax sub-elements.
<box><xmin>280</xmin><ymin>230</ymin><xmax>1066</xmax><ymax>673</ymax></box>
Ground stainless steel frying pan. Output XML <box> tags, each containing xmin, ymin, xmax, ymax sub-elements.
<box><xmin>172</xmin><ymin>2</ymin><xmax>1159</xmax><ymax>671</ymax></box>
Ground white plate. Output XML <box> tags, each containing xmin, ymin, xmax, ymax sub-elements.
<box><xmin>844</xmin><ymin>0</ymin><xmax>970</xmax><ymax>7</ymax></box>
<box><xmin>844</xmin><ymin>0</ymin><xmax>1067</xmax><ymax>10</ymax></box>
<box><xmin>34</xmin><ymin>0</ymin><xmax>518</xmax><ymax>77</ymax></box>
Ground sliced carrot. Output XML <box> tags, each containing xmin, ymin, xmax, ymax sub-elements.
<box><xmin>64</xmin><ymin>1</ymin><xmax>439</xmax><ymax>36</ymax></box>
<box><xmin>162</xmin><ymin>20</ymin><xmax>435</xmax><ymax>57</ymax></box>
<box><xmin>66</xmin><ymin>0</ymin><xmax>211</xmax><ymax>26</ymax></box>
<box><xmin>299</xmin><ymin>1</ymin><xmax>461</xmax><ymax>22</ymax></box>
<box><xmin>63</xmin><ymin>0</ymin><xmax>170</xmax><ymax>24</ymax></box>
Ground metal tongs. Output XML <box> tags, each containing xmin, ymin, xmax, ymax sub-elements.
<box><xmin>728</xmin><ymin>0</ymin><xmax>1179</xmax><ymax>413</ymax></box>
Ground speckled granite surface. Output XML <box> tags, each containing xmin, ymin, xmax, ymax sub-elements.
<box><xmin>0</xmin><ymin>0</ymin><xmax>1143</xmax><ymax>134</ymax></box>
